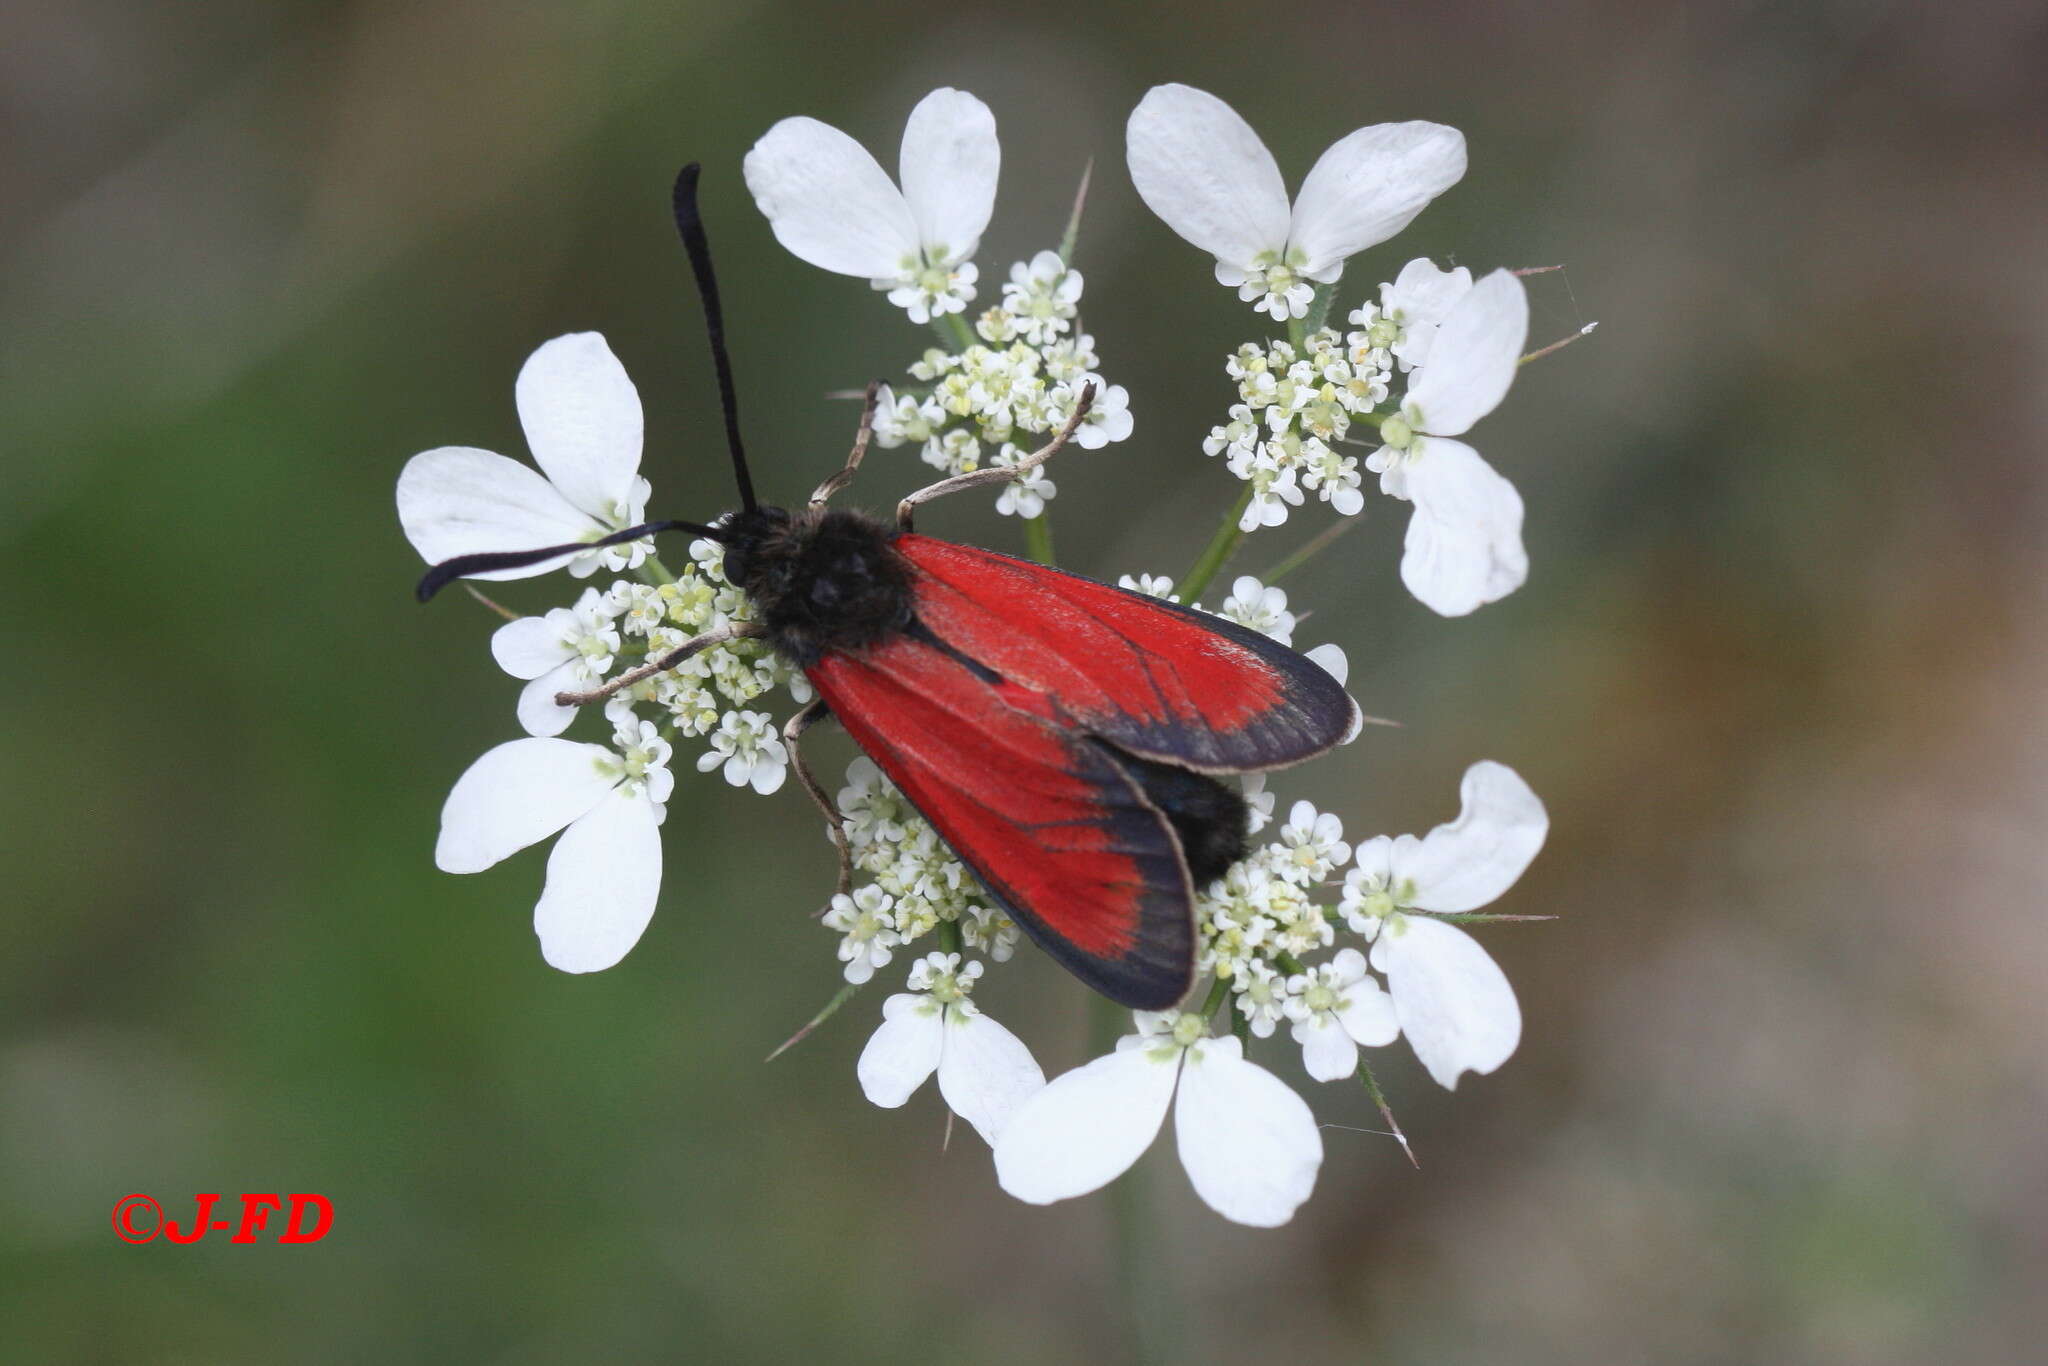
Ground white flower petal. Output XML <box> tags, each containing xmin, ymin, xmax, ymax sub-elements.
<box><xmin>994</xmin><ymin>1045</ymin><xmax>1177</xmax><ymax>1206</ymax></box>
<box><xmin>514</xmin><ymin>333</ymin><xmax>644</xmax><ymax>523</ymax></box>
<box><xmin>1173</xmin><ymin>1036</ymin><xmax>1322</xmax><ymax>1227</ymax></box>
<box><xmin>1304</xmin><ymin>642</ymin><xmax>1348</xmax><ymax>686</ymax></box>
<box><xmin>1399</xmin><ymin>438</ymin><xmax>1527</xmax><ymax>616</ymax></box>
<box><xmin>898</xmin><ymin>88</ymin><xmax>998</xmax><ymax>263</ymax></box>
<box><xmin>1125</xmin><ymin>84</ymin><xmax>1290</xmax><ymax>269</ymax></box>
<box><xmin>396</xmin><ymin>447</ymin><xmax>596</xmax><ymax>579</ymax></box>
<box><xmin>744</xmin><ymin>116</ymin><xmax>920</xmax><ymax>278</ymax></box>
<box><xmin>1293</xmin><ymin>1015</ymin><xmax>1360</xmax><ymax>1083</ymax></box>
<box><xmin>1385</xmin><ymin>257</ymin><xmax>1474</xmax><ymax>327</ymax></box>
<box><xmin>516</xmin><ymin>660</ymin><xmax>583</xmax><ymax>738</ymax></box>
<box><xmin>1402</xmin><ymin>760</ymin><xmax>1548</xmax><ymax>911</ymax></box>
<box><xmin>1371</xmin><ymin>916</ymin><xmax>1520</xmax><ymax>1089</ymax></box>
<box><xmin>491</xmin><ymin>616</ymin><xmax>572</xmax><ymax>679</ymax></box>
<box><xmin>936</xmin><ymin>1008</ymin><xmax>1045</xmax><ymax>1145</ymax></box>
<box><xmin>856</xmin><ymin>995</ymin><xmax>944</xmax><ymax>1109</ymax></box>
<box><xmin>435</xmin><ymin>738</ymin><xmax>617</xmax><ymax>873</ymax></box>
<box><xmin>1337</xmin><ymin>977</ymin><xmax>1400</xmax><ymax>1048</ymax></box>
<box><xmin>1352</xmin><ymin>835</ymin><xmax>1394</xmax><ymax>887</ymax></box>
<box><xmin>1408</xmin><ymin>269</ymin><xmax>1528</xmax><ymax>436</ymax></box>
<box><xmin>1287</xmin><ymin>123</ymin><xmax>1467</xmax><ymax>277</ymax></box>
<box><xmin>533</xmin><ymin>786</ymin><xmax>662</xmax><ymax>973</ymax></box>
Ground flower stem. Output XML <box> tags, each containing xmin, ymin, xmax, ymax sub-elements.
<box><xmin>1302</xmin><ymin>281</ymin><xmax>1338</xmax><ymax>336</ymax></box>
<box><xmin>764</xmin><ymin>983</ymin><xmax>861</xmax><ymax>1062</ymax></box>
<box><xmin>1356</xmin><ymin>1059</ymin><xmax>1418</xmax><ymax>1169</ymax></box>
<box><xmin>1022</xmin><ymin>513</ymin><xmax>1056</xmax><ymax>566</ymax></box>
<box><xmin>1057</xmin><ymin>158</ymin><xmax>1094</xmax><ymax>267</ymax></box>
<box><xmin>1090</xmin><ymin>990</ymin><xmax>1177</xmax><ymax>1366</ymax></box>
<box><xmin>637</xmin><ymin>555</ymin><xmax>676</xmax><ymax>587</ymax></box>
<box><xmin>935</xmin><ymin>312</ymin><xmax>977</xmax><ymax>353</ymax></box>
<box><xmin>1177</xmin><ymin>487</ymin><xmax>1254</xmax><ymax>604</ymax></box>
<box><xmin>1259</xmin><ymin>514</ymin><xmax>1362</xmax><ymax>585</ymax></box>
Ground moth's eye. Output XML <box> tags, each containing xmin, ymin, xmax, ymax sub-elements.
<box><xmin>809</xmin><ymin>576</ymin><xmax>842</xmax><ymax>608</ymax></box>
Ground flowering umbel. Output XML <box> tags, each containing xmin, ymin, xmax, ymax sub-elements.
<box><xmin>398</xmin><ymin>83</ymin><xmax>1580</xmax><ymax>1228</ymax></box>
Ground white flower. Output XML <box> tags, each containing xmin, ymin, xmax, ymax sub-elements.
<box><xmin>1283</xmin><ymin>947</ymin><xmax>1399</xmax><ymax>1082</ymax></box>
<box><xmin>836</xmin><ymin>756</ymin><xmax>910</xmax><ymax>848</ymax></box>
<box><xmin>992</xmin><ymin>452</ymin><xmax>1056</xmax><ymax>518</ymax></box>
<box><xmin>1366</xmin><ymin>268</ymin><xmax>1531</xmax><ymax>616</ymax></box>
<box><xmin>1231</xmin><ymin>959</ymin><xmax>1291</xmax><ymax>1038</ymax></box>
<box><xmin>1241</xmin><ymin>773</ymin><xmax>1276</xmax><ymax>833</ymax></box>
<box><xmin>823</xmin><ymin>885</ymin><xmax>901</xmax><ymax>984</ymax></box>
<box><xmin>1126</xmin><ymin>84</ymin><xmax>1465</xmax><ymax>319</ymax></box>
<box><xmin>1272</xmin><ymin>799</ymin><xmax>1350</xmax><ymax>885</ymax></box>
<box><xmin>397</xmin><ymin>333</ymin><xmax>652</xmax><ymax>581</ymax></box>
<box><xmin>1069</xmin><ymin>381</ymin><xmax>1133</xmax><ymax>449</ymax></box>
<box><xmin>695</xmin><ymin>709</ymin><xmax>788</xmax><ymax>795</ymax></box>
<box><xmin>994</xmin><ymin>1010</ymin><xmax>1323</xmax><ymax>1227</ymax></box>
<box><xmin>857</xmin><ymin>953</ymin><xmax>1045</xmax><ymax>1144</ymax></box>
<box><xmin>1218</xmin><ymin>574</ymin><xmax>1295</xmax><ymax>644</ymax></box>
<box><xmin>488</xmin><ymin>586</ymin><xmax>622</xmax><ymax>737</ymax></box>
<box><xmin>433</xmin><ymin>725</ymin><xmax>675</xmax><ymax>973</ymax></box>
<box><xmin>1116</xmin><ymin>572</ymin><xmax>1177</xmax><ymax>600</ymax></box>
<box><xmin>1343</xmin><ymin>761</ymin><xmax>1547</xmax><ymax>1088</ymax></box>
<box><xmin>1000</xmin><ymin>250</ymin><xmax>1083</xmax><ymax>345</ymax></box>
<box><xmin>1301</xmin><ymin>438</ymin><xmax>1365</xmax><ymax>516</ymax></box>
<box><xmin>745</xmin><ymin>88</ymin><xmax>998</xmax><ymax>324</ymax></box>
<box><xmin>1362</xmin><ymin>258</ymin><xmax>1474</xmax><ymax>371</ymax></box>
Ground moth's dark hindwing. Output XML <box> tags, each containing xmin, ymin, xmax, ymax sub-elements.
<box><xmin>721</xmin><ymin>506</ymin><xmax>915</xmax><ymax>665</ymax></box>
<box><xmin>1107</xmin><ymin>750</ymin><xmax>1250</xmax><ymax>885</ymax></box>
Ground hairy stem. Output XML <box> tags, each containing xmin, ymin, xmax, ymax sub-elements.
<box><xmin>1022</xmin><ymin>513</ymin><xmax>1056</xmax><ymax>566</ymax></box>
<box><xmin>936</xmin><ymin>312</ymin><xmax>977</xmax><ymax>353</ymax></box>
<box><xmin>1260</xmin><ymin>515</ymin><xmax>1363</xmax><ymax>585</ymax></box>
<box><xmin>1178</xmin><ymin>486</ymin><xmax>1255</xmax><ymax>604</ymax></box>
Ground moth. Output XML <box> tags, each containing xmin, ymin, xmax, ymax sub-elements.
<box><xmin>415</xmin><ymin>166</ymin><xmax>1358</xmax><ymax>1009</ymax></box>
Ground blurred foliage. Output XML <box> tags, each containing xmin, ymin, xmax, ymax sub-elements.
<box><xmin>3</xmin><ymin>1</ymin><xmax>2045</xmax><ymax>1361</ymax></box>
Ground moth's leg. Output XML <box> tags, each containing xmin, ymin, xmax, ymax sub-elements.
<box><xmin>896</xmin><ymin>381</ymin><xmax>1096</xmax><ymax>531</ymax></box>
<box><xmin>783</xmin><ymin>698</ymin><xmax>854</xmax><ymax>899</ymax></box>
<box><xmin>553</xmin><ymin>621</ymin><xmax>765</xmax><ymax>708</ymax></box>
<box><xmin>809</xmin><ymin>380</ymin><xmax>884</xmax><ymax>508</ymax></box>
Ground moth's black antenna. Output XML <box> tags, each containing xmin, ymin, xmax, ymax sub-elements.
<box><xmin>415</xmin><ymin>519</ymin><xmax>726</xmax><ymax>603</ymax></box>
<box><xmin>672</xmin><ymin>163</ymin><xmax>757</xmax><ymax>512</ymax></box>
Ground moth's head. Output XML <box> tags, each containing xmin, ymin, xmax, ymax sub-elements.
<box><xmin>717</xmin><ymin>503</ymin><xmax>794</xmax><ymax>599</ymax></box>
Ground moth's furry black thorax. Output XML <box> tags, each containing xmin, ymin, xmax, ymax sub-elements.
<box><xmin>720</xmin><ymin>505</ymin><xmax>915</xmax><ymax>665</ymax></box>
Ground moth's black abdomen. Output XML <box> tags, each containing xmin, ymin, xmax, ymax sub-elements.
<box><xmin>1110</xmin><ymin>750</ymin><xmax>1251</xmax><ymax>885</ymax></box>
<box><xmin>721</xmin><ymin>505</ymin><xmax>915</xmax><ymax>665</ymax></box>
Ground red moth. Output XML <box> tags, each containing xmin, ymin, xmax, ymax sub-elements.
<box><xmin>415</xmin><ymin>166</ymin><xmax>1358</xmax><ymax>1009</ymax></box>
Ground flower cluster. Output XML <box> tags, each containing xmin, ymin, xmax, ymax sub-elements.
<box><xmin>398</xmin><ymin>81</ymin><xmax>1572</xmax><ymax>1232</ymax></box>
<box><xmin>398</xmin><ymin>333</ymin><xmax>804</xmax><ymax>971</ymax></box>
<box><xmin>747</xmin><ymin>89</ymin><xmax>1134</xmax><ymax>518</ymax></box>
<box><xmin>1133</xmin><ymin>82</ymin><xmax>1554</xmax><ymax>617</ymax></box>
<box><xmin>820</xmin><ymin>757</ymin><xmax>1020</xmax><ymax>986</ymax></box>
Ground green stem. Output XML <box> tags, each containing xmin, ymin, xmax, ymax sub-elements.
<box><xmin>1022</xmin><ymin>513</ymin><xmax>1055</xmax><ymax>566</ymax></box>
<box><xmin>937</xmin><ymin>918</ymin><xmax>963</xmax><ymax>953</ymax></box>
<box><xmin>1178</xmin><ymin>487</ymin><xmax>1254</xmax><ymax>604</ymax></box>
<box><xmin>637</xmin><ymin>554</ymin><xmax>676</xmax><ymax>587</ymax></box>
<box><xmin>1057</xmin><ymin>159</ymin><xmax>1094</xmax><ymax>267</ymax></box>
<box><xmin>764</xmin><ymin>983</ymin><xmax>861</xmax><ymax>1062</ymax></box>
<box><xmin>1260</xmin><ymin>515</ymin><xmax>1362</xmax><ymax>585</ymax></box>
<box><xmin>934</xmin><ymin>312</ymin><xmax>976</xmax><ymax>353</ymax></box>
<box><xmin>1092</xmin><ymin>990</ymin><xmax>1178</xmax><ymax>1364</ymax></box>
<box><xmin>1302</xmin><ymin>281</ymin><xmax>1339</xmax><ymax>337</ymax></box>
<box><xmin>1198</xmin><ymin>976</ymin><xmax>1229</xmax><ymax>1019</ymax></box>
<box><xmin>1357</xmin><ymin>1058</ymin><xmax>1418</xmax><ymax>1168</ymax></box>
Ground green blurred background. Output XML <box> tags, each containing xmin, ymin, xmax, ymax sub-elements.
<box><xmin>4</xmin><ymin>1</ymin><xmax>2044</xmax><ymax>1360</ymax></box>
